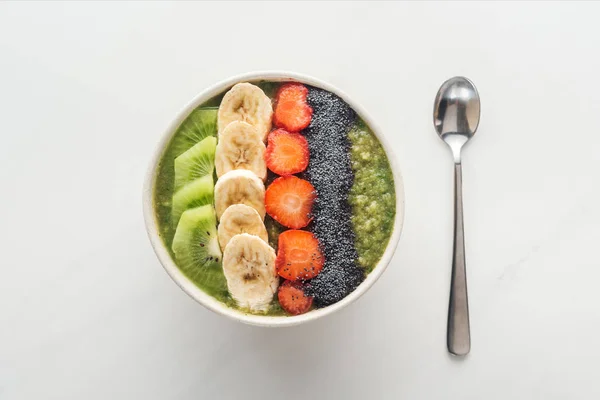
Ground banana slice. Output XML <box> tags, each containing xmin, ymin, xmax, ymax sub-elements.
<box><xmin>215</xmin><ymin>121</ymin><xmax>267</xmax><ymax>181</ymax></box>
<box><xmin>222</xmin><ymin>233</ymin><xmax>278</xmax><ymax>312</ymax></box>
<box><xmin>214</xmin><ymin>169</ymin><xmax>265</xmax><ymax>220</ymax></box>
<box><xmin>218</xmin><ymin>204</ymin><xmax>268</xmax><ymax>250</ymax></box>
<box><xmin>218</xmin><ymin>83</ymin><xmax>273</xmax><ymax>141</ymax></box>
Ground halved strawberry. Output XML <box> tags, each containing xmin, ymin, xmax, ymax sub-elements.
<box><xmin>273</xmin><ymin>83</ymin><xmax>313</xmax><ymax>132</ymax></box>
<box><xmin>265</xmin><ymin>176</ymin><xmax>315</xmax><ymax>229</ymax></box>
<box><xmin>265</xmin><ymin>129</ymin><xmax>310</xmax><ymax>175</ymax></box>
<box><xmin>276</xmin><ymin>229</ymin><xmax>324</xmax><ymax>281</ymax></box>
<box><xmin>278</xmin><ymin>280</ymin><xmax>314</xmax><ymax>315</ymax></box>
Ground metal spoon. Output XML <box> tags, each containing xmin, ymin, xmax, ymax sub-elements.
<box><xmin>433</xmin><ymin>76</ymin><xmax>480</xmax><ymax>356</ymax></box>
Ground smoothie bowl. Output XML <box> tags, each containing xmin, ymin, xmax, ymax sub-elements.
<box><xmin>143</xmin><ymin>72</ymin><xmax>404</xmax><ymax>327</ymax></box>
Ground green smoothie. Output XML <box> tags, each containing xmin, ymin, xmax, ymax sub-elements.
<box><xmin>152</xmin><ymin>81</ymin><xmax>396</xmax><ymax>315</ymax></box>
<box><xmin>348</xmin><ymin>121</ymin><xmax>396</xmax><ymax>272</ymax></box>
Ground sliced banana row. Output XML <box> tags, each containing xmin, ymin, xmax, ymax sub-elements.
<box><xmin>215</xmin><ymin>82</ymin><xmax>272</xmax><ymax>223</ymax></box>
<box><xmin>214</xmin><ymin>83</ymin><xmax>278</xmax><ymax>312</ymax></box>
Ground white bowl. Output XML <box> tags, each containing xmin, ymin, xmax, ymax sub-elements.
<box><xmin>143</xmin><ymin>71</ymin><xmax>405</xmax><ymax>327</ymax></box>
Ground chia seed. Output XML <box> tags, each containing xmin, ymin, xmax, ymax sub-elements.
<box><xmin>302</xmin><ymin>87</ymin><xmax>365</xmax><ymax>307</ymax></box>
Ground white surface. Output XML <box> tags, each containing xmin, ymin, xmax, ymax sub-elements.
<box><xmin>1</xmin><ymin>2</ymin><xmax>599</xmax><ymax>399</ymax></box>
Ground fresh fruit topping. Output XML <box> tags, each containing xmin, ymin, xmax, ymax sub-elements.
<box><xmin>277</xmin><ymin>280</ymin><xmax>314</xmax><ymax>315</ymax></box>
<box><xmin>171</xmin><ymin>107</ymin><xmax>218</xmax><ymax>157</ymax></box>
<box><xmin>265</xmin><ymin>129</ymin><xmax>310</xmax><ymax>175</ymax></box>
<box><xmin>214</xmin><ymin>169</ymin><xmax>266</xmax><ymax>220</ymax></box>
<box><xmin>215</xmin><ymin>121</ymin><xmax>267</xmax><ymax>180</ymax></box>
<box><xmin>217</xmin><ymin>204</ymin><xmax>268</xmax><ymax>250</ymax></box>
<box><xmin>222</xmin><ymin>233</ymin><xmax>278</xmax><ymax>312</ymax></box>
<box><xmin>275</xmin><ymin>229</ymin><xmax>324</xmax><ymax>281</ymax></box>
<box><xmin>172</xmin><ymin>205</ymin><xmax>226</xmax><ymax>292</ymax></box>
<box><xmin>273</xmin><ymin>83</ymin><xmax>313</xmax><ymax>132</ymax></box>
<box><xmin>174</xmin><ymin>136</ymin><xmax>217</xmax><ymax>191</ymax></box>
<box><xmin>265</xmin><ymin>176</ymin><xmax>316</xmax><ymax>229</ymax></box>
<box><xmin>218</xmin><ymin>83</ymin><xmax>273</xmax><ymax>141</ymax></box>
<box><xmin>172</xmin><ymin>174</ymin><xmax>214</xmax><ymax>226</ymax></box>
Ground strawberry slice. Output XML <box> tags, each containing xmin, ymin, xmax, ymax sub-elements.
<box><xmin>276</xmin><ymin>229</ymin><xmax>324</xmax><ymax>281</ymax></box>
<box><xmin>273</xmin><ymin>83</ymin><xmax>313</xmax><ymax>132</ymax></box>
<box><xmin>278</xmin><ymin>280</ymin><xmax>314</xmax><ymax>315</ymax></box>
<box><xmin>265</xmin><ymin>176</ymin><xmax>316</xmax><ymax>229</ymax></box>
<box><xmin>266</xmin><ymin>129</ymin><xmax>310</xmax><ymax>175</ymax></box>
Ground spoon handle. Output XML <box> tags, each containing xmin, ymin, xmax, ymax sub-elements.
<box><xmin>447</xmin><ymin>163</ymin><xmax>471</xmax><ymax>356</ymax></box>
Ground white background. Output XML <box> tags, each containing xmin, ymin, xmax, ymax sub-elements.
<box><xmin>1</xmin><ymin>2</ymin><xmax>600</xmax><ymax>399</ymax></box>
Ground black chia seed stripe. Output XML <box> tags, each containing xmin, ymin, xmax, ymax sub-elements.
<box><xmin>302</xmin><ymin>87</ymin><xmax>365</xmax><ymax>307</ymax></box>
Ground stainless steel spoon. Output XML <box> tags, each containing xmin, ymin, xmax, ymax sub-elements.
<box><xmin>433</xmin><ymin>76</ymin><xmax>480</xmax><ymax>356</ymax></box>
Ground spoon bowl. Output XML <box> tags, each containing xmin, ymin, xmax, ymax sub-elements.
<box><xmin>434</xmin><ymin>77</ymin><xmax>480</xmax><ymax>162</ymax></box>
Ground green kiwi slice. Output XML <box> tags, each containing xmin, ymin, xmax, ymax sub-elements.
<box><xmin>174</xmin><ymin>136</ymin><xmax>216</xmax><ymax>191</ymax></box>
<box><xmin>172</xmin><ymin>175</ymin><xmax>214</xmax><ymax>226</ymax></box>
<box><xmin>170</xmin><ymin>107</ymin><xmax>218</xmax><ymax>157</ymax></box>
<box><xmin>172</xmin><ymin>205</ymin><xmax>226</xmax><ymax>293</ymax></box>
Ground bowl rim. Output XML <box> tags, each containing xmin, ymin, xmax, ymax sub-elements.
<box><xmin>142</xmin><ymin>70</ymin><xmax>405</xmax><ymax>327</ymax></box>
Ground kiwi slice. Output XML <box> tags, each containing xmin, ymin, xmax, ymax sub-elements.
<box><xmin>174</xmin><ymin>136</ymin><xmax>217</xmax><ymax>191</ymax></box>
<box><xmin>172</xmin><ymin>205</ymin><xmax>226</xmax><ymax>292</ymax></box>
<box><xmin>172</xmin><ymin>174</ymin><xmax>214</xmax><ymax>226</ymax></box>
<box><xmin>170</xmin><ymin>107</ymin><xmax>218</xmax><ymax>157</ymax></box>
